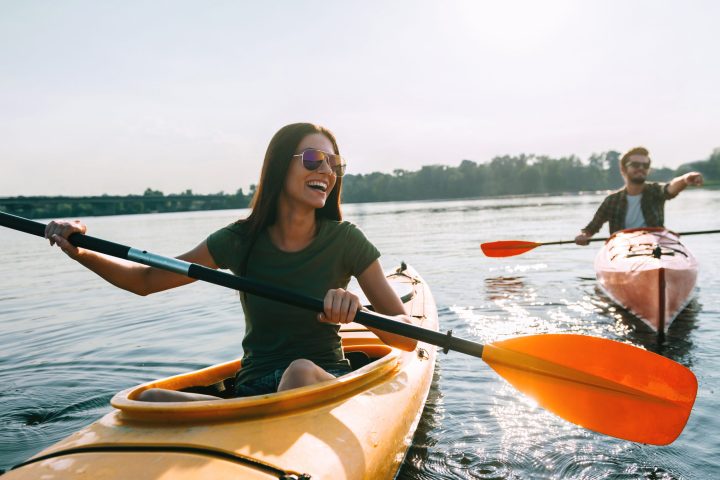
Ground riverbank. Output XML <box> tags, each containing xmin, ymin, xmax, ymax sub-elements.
<box><xmin>2</xmin><ymin>183</ymin><xmax>717</xmax><ymax>220</ymax></box>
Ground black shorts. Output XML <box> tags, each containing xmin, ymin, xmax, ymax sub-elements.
<box><xmin>235</xmin><ymin>364</ymin><xmax>352</xmax><ymax>397</ymax></box>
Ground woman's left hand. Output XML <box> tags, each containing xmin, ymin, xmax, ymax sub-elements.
<box><xmin>318</xmin><ymin>288</ymin><xmax>361</xmax><ymax>325</ymax></box>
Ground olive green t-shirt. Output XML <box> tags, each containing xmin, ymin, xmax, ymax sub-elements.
<box><xmin>206</xmin><ymin>218</ymin><xmax>381</xmax><ymax>384</ymax></box>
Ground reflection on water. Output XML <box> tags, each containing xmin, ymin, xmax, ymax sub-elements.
<box><xmin>591</xmin><ymin>287</ymin><xmax>700</xmax><ymax>364</ymax></box>
<box><xmin>484</xmin><ymin>276</ymin><xmax>527</xmax><ymax>302</ymax></box>
<box><xmin>2</xmin><ymin>191</ymin><xmax>720</xmax><ymax>478</ymax></box>
<box><xmin>349</xmin><ymin>194</ymin><xmax>598</xmax><ymax>221</ymax></box>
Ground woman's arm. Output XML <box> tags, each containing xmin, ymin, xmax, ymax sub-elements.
<box><xmin>46</xmin><ymin>219</ymin><xmax>218</xmax><ymax>296</ymax></box>
<box><xmin>356</xmin><ymin>260</ymin><xmax>418</xmax><ymax>351</ymax></box>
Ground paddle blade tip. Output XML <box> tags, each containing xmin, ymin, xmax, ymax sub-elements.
<box><xmin>480</xmin><ymin>241</ymin><xmax>539</xmax><ymax>257</ymax></box>
<box><xmin>481</xmin><ymin>334</ymin><xmax>698</xmax><ymax>445</ymax></box>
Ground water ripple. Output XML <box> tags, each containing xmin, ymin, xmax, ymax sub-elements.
<box><xmin>3</xmin><ymin>196</ymin><xmax>720</xmax><ymax>478</ymax></box>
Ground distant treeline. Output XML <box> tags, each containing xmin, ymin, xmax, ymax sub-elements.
<box><xmin>2</xmin><ymin>148</ymin><xmax>718</xmax><ymax>219</ymax></box>
<box><xmin>0</xmin><ymin>189</ymin><xmax>250</xmax><ymax>219</ymax></box>
<box><xmin>341</xmin><ymin>148</ymin><xmax>720</xmax><ymax>203</ymax></box>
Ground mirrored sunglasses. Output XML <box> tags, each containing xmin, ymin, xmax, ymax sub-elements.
<box><xmin>627</xmin><ymin>161</ymin><xmax>651</xmax><ymax>170</ymax></box>
<box><xmin>294</xmin><ymin>149</ymin><xmax>347</xmax><ymax>177</ymax></box>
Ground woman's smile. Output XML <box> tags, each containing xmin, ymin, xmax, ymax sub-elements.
<box><xmin>307</xmin><ymin>180</ymin><xmax>329</xmax><ymax>193</ymax></box>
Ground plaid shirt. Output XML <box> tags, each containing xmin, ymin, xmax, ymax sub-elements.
<box><xmin>582</xmin><ymin>182</ymin><xmax>677</xmax><ymax>235</ymax></box>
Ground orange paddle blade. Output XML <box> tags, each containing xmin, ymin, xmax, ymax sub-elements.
<box><xmin>480</xmin><ymin>240</ymin><xmax>542</xmax><ymax>257</ymax></box>
<box><xmin>482</xmin><ymin>334</ymin><xmax>697</xmax><ymax>445</ymax></box>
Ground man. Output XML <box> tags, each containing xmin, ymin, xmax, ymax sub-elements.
<box><xmin>575</xmin><ymin>146</ymin><xmax>704</xmax><ymax>245</ymax></box>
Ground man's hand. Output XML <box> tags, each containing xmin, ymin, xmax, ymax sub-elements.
<box><xmin>575</xmin><ymin>232</ymin><xmax>591</xmax><ymax>246</ymax></box>
<box><xmin>683</xmin><ymin>172</ymin><xmax>704</xmax><ymax>187</ymax></box>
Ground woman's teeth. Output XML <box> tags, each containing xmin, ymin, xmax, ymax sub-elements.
<box><xmin>307</xmin><ymin>181</ymin><xmax>327</xmax><ymax>192</ymax></box>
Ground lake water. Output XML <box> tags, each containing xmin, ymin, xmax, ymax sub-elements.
<box><xmin>1</xmin><ymin>190</ymin><xmax>719</xmax><ymax>479</ymax></box>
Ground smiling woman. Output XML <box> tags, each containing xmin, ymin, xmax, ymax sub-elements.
<box><xmin>40</xmin><ymin>122</ymin><xmax>419</xmax><ymax>402</ymax></box>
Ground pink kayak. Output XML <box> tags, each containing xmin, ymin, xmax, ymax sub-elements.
<box><xmin>594</xmin><ymin>228</ymin><xmax>698</xmax><ymax>334</ymax></box>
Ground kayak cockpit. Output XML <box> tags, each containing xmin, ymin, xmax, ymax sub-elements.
<box><xmin>111</xmin><ymin>342</ymin><xmax>400</xmax><ymax>423</ymax></box>
<box><xmin>170</xmin><ymin>343</ymin><xmax>392</xmax><ymax>399</ymax></box>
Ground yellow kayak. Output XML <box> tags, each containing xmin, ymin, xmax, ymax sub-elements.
<box><xmin>5</xmin><ymin>264</ymin><xmax>438</xmax><ymax>479</ymax></box>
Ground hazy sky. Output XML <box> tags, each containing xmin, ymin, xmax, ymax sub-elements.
<box><xmin>1</xmin><ymin>0</ymin><xmax>718</xmax><ymax>196</ymax></box>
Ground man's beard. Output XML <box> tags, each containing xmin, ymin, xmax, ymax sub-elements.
<box><xmin>629</xmin><ymin>176</ymin><xmax>646</xmax><ymax>185</ymax></box>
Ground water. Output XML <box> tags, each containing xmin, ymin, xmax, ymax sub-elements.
<box><xmin>1</xmin><ymin>190</ymin><xmax>719</xmax><ymax>478</ymax></box>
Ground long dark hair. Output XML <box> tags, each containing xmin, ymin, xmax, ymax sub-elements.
<box><xmin>240</xmin><ymin>123</ymin><xmax>343</xmax><ymax>239</ymax></box>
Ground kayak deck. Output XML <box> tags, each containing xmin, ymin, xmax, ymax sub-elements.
<box><xmin>6</xmin><ymin>264</ymin><xmax>438</xmax><ymax>480</ymax></box>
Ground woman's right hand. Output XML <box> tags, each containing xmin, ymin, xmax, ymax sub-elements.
<box><xmin>318</xmin><ymin>288</ymin><xmax>362</xmax><ymax>325</ymax></box>
<box><xmin>45</xmin><ymin>220</ymin><xmax>87</xmax><ymax>259</ymax></box>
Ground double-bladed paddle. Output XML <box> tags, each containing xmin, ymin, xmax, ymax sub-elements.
<box><xmin>0</xmin><ymin>211</ymin><xmax>697</xmax><ymax>445</ymax></box>
<box><xmin>481</xmin><ymin>229</ymin><xmax>720</xmax><ymax>257</ymax></box>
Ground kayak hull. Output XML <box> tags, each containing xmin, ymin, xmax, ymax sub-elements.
<box><xmin>594</xmin><ymin>228</ymin><xmax>697</xmax><ymax>333</ymax></box>
<box><xmin>5</xmin><ymin>264</ymin><xmax>438</xmax><ymax>480</ymax></box>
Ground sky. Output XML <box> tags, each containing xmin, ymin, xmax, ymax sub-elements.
<box><xmin>1</xmin><ymin>0</ymin><xmax>718</xmax><ymax>197</ymax></box>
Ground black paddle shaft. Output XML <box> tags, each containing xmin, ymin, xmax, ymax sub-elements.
<box><xmin>546</xmin><ymin>229</ymin><xmax>720</xmax><ymax>246</ymax></box>
<box><xmin>0</xmin><ymin>211</ymin><xmax>484</xmax><ymax>358</ymax></box>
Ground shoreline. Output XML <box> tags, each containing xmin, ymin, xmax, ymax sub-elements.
<box><xmin>1</xmin><ymin>184</ymin><xmax>717</xmax><ymax>220</ymax></box>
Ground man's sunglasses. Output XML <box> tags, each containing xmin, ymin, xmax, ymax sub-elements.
<box><xmin>293</xmin><ymin>149</ymin><xmax>347</xmax><ymax>177</ymax></box>
<box><xmin>627</xmin><ymin>161</ymin><xmax>651</xmax><ymax>170</ymax></box>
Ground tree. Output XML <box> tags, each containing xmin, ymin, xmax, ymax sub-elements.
<box><xmin>605</xmin><ymin>151</ymin><xmax>622</xmax><ymax>187</ymax></box>
<box><xmin>143</xmin><ymin>188</ymin><xmax>164</xmax><ymax>197</ymax></box>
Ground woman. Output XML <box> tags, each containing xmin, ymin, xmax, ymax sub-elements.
<box><xmin>45</xmin><ymin>122</ymin><xmax>417</xmax><ymax>401</ymax></box>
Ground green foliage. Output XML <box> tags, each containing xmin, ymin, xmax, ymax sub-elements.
<box><xmin>0</xmin><ymin>191</ymin><xmax>252</xmax><ymax>219</ymax></box>
<box><xmin>143</xmin><ymin>188</ymin><xmax>164</xmax><ymax>197</ymax></box>
<box><xmin>340</xmin><ymin>148</ymin><xmax>719</xmax><ymax>203</ymax></box>
<box><xmin>3</xmin><ymin>148</ymin><xmax>718</xmax><ymax>217</ymax></box>
<box><xmin>677</xmin><ymin>147</ymin><xmax>720</xmax><ymax>179</ymax></box>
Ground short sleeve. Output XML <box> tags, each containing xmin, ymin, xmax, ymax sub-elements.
<box><xmin>662</xmin><ymin>182</ymin><xmax>678</xmax><ymax>200</ymax></box>
<box><xmin>345</xmin><ymin>223</ymin><xmax>381</xmax><ymax>277</ymax></box>
<box><xmin>206</xmin><ymin>223</ymin><xmax>246</xmax><ymax>271</ymax></box>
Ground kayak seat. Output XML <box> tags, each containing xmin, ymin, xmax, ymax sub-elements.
<box><xmin>346</xmin><ymin>351</ymin><xmax>372</xmax><ymax>370</ymax></box>
<box><xmin>343</xmin><ymin>344</ymin><xmax>392</xmax><ymax>370</ymax></box>
<box><xmin>180</xmin><ymin>377</ymin><xmax>237</xmax><ymax>399</ymax></box>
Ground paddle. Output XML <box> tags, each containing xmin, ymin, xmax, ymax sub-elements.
<box><xmin>481</xmin><ymin>229</ymin><xmax>720</xmax><ymax>257</ymax></box>
<box><xmin>0</xmin><ymin>211</ymin><xmax>697</xmax><ymax>445</ymax></box>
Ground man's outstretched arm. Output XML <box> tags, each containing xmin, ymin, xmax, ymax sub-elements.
<box><xmin>667</xmin><ymin>171</ymin><xmax>704</xmax><ymax>197</ymax></box>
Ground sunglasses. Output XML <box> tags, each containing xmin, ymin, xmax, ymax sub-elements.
<box><xmin>293</xmin><ymin>149</ymin><xmax>347</xmax><ymax>177</ymax></box>
<box><xmin>627</xmin><ymin>161</ymin><xmax>651</xmax><ymax>170</ymax></box>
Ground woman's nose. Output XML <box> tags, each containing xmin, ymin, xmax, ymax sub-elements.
<box><xmin>317</xmin><ymin>158</ymin><xmax>333</xmax><ymax>174</ymax></box>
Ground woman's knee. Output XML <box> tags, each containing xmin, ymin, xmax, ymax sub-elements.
<box><xmin>280</xmin><ymin>359</ymin><xmax>332</xmax><ymax>389</ymax></box>
<box><xmin>285</xmin><ymin>358</ymin><xmax>318</xmax><ymax>377</ymax></box>
<box><xmin>136</xmin><ymin>388</ymin><xmax>168</xmax><ymax>402</ymax></box>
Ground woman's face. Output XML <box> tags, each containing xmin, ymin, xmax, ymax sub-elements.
<box><xmin>282</xmin><ymin>133</ymin><xmax>338</xmax><ymax>210</ymax></box>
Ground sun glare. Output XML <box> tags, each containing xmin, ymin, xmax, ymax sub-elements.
<box><xmin>446</xmin><ymin>1</ymin><xmax>578</xmax><ymax>52</ymax></box>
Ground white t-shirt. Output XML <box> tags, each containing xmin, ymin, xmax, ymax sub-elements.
<box><xmin>625</xmin><ymin>193</ymin><xmax>647</xmax><ymax>229</ymax></box>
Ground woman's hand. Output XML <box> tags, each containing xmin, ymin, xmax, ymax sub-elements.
<box><xmin>318</xmin><ymin>288</ymin><xmax>361</xmax><ymax>325</ymax></box>
<box><xmin>44</xmin><ymin>219</ymin><xmax>87</xmax><ymax>259</ymax></box>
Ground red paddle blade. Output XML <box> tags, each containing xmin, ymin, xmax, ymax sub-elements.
<box><xmin>482</xmin><ymin>334</ymin><xmax>697</xmax><ymax>445</ymax></box>
<box><xmin>480</xmin><ymin>240</ymin><xmax>542</xmax><ymax>257</ymax></box>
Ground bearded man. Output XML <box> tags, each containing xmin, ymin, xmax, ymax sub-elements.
<box><xmin>575</xmin><ymin>146</ymin><xmax>704</xmax><ymax>245</ymax></box>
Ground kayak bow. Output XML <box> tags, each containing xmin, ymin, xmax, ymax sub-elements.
<box><xmin>595</xmin><ymin>227</ymin><xmax>698</xmax><ymax>334</ymax></box>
